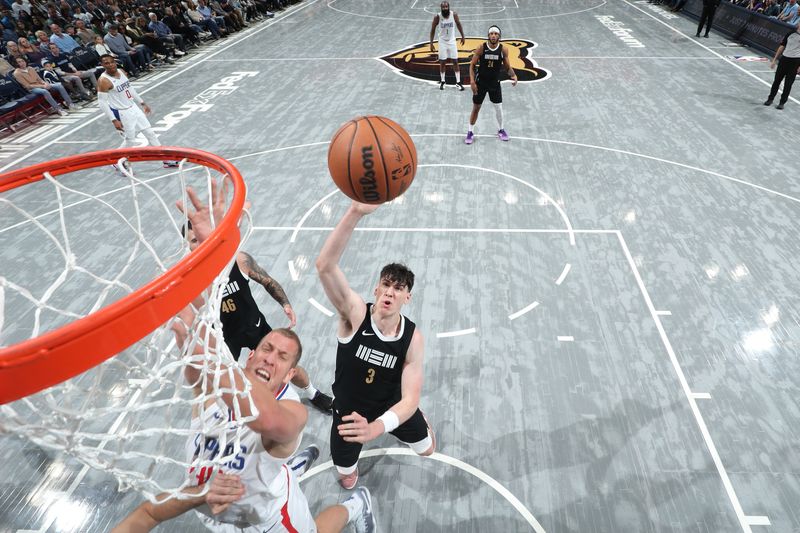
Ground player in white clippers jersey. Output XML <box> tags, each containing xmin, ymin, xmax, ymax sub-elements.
<box><xmin>112</xmin><ymin>184</ymin><xmax>377</xmax><ymax>533</ymax></box>
<box><xmin>97</xmin><ymin>54</ymin><xmax>179</xmax><ymax>169</ymax></box>
<box><xmin>429</xmin><ymin>1</ymin><xmax>465</xmax><ymax>90</ymax></box>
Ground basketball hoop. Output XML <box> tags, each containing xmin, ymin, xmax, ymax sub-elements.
<box><xmin>0</xmin><ymin>147</ymin><xmax>257</xmax><ymax>502</ymax></box>
<box><xmin>0</xmin><ymin>147</ymin><xmax>245</xmax><ymax>404</ymax></box>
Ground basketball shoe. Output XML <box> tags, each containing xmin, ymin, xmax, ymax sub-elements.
<box><xmin>287</xmin><ymin>444</ymin><xmax>319</xmax><ymax>476</ymax></box>
<box><xmin>464</xmin><ymin>131</ymin><xmax>474</xmax><ymax>145</ymax></box>
<box><xmin>310</xmin><ymin>390</ymin><xmax>333</xmax><ymax>413</ymax></box>
<box><xmin>343</xmin><ymin>487</ymin><xmax>377</xmax><ymax>533</ymax></box>
<box><xmin>497</xmin><ymin>129</ymin><xmax>509</xmax><ymax>141</ymax></box>
<box><xmin>456</xmin><ymin>82</ymin><xmax>464</xmax><ymax>91</ymax></box>
<box><xmin>439</xmin><ymin>81</ymin><xmax>445</xmax><ymax>90</ymax></box>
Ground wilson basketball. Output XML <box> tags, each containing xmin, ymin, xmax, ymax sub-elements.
<box><xmin>327</xmin><ymin>116</ymin><xmax>417</xmax><ymax>204</ymax></box>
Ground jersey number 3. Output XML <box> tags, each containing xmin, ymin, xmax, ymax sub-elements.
<box><xmin>365</xmin><ymin>368</ymin><xmax>375</xmax><ymax>384</ymax></box>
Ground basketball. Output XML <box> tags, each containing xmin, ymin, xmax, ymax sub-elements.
<box><xmin>327</xmin><ymin>116</ymin><xmax>417</xmax><ymax>204</ymax></box>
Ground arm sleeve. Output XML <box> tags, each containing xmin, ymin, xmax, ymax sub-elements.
<box><xmin>97</xmin><ymin>91</ymin><xmax>118</xmax><ymax>121</ymax></box>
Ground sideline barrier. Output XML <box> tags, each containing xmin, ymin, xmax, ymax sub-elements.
<box><xmin>679</xmin><ymin>0</ymin><xmax>795</xmax><ymax>55</ymax></box>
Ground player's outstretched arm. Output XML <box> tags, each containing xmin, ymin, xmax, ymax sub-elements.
<box><xmin>237</xmin><ymin>251</ymin><xmax>296</xmax><ymax>327</ymax></box>
<box><xmin>315</xmin><ymin>201</ymin><xmax>378</xmax><ymax>334</ymax></box>
<box><xmin>110</xmin><ymin>488</ymin><xmax>206</xmax><ymax>533</ymax></box>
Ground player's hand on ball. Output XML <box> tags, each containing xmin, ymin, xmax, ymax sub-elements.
<box><xmin>207</xmin><ymin>472</ymin><xmax>245</xmax><ymax>515</ymax></box>
<box><xmin>350</xmin><ymin>201</ymin><xmax>381</xmax><ymax>216</ymax></box>
<box><xmin>339</xmin><ymin>412</ymin><xmax>382</xmax><ymax>443</ymax></box>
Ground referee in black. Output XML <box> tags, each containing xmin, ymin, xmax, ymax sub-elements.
<box><xmin>764</xmin><ymin>23</ymin><xmax>800</xmax><ymax>110</ymax></box>
<box><xmin>695</xmin><ymin>0</ymin><xmax>720</xmax><ymax>38</ymax></box>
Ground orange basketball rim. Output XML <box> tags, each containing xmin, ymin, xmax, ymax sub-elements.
<box><xmin>0</xmin><ymin>147</ymin><xmax>245</xmax><ymax>405</ymax></box>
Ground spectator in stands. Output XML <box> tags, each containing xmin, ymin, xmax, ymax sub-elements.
<box><xmin>197</xmin><ymin>0</ymin><xmax>228</xmax><ymax>33</ymax></box>
<box><xmin>72</xmin><ymin>5</ymin><xmax>92</xmax><ymax>25</ymax></box>
<box><xmin>126</xmin><ymin>16</ymin><xmax>169</xmax><ymax>63</ymax></box>
<box><xmin>12</xmin><ymin>56</ymin><xmax>72</xmax><ymax>115</ymax></box>
<box><xmin>18</xmin><ymin>36</ymin><xmax>45</xmax><ymax>63</ymax></box>
<box><xmin>186</xmin><ymin>0</ymin><xmax>223</xmax><ymax>38</ymax></box>
<box><xmin>11</xmin><ymin>0</ymin><xmax>32</xmax><ymax>19</ymax></box>
<box><xmin>103</xmin><ymin>24</ymin><xmax>144</xmax><ymax>76</ymax></box>
<box><xmin>0</xmin><ymin>55</ymin><xmax>13</xmax><ymax>75</ymax></box>
<box><xmin>764</xmin><ymin>0</ymin><xmax>781</xmax><ymax>15</ymax></box>
<box><xmin>47</xmin><ymin>42</ymin><xmax>96</xmax><ymax>95</ymax></box>
<box><xmin>45</xmin><ymin>5</ymin><xmax>69</xmax><ymax>28</ymax></box>
<box><xmin>746</xmin><ymin>0</ymin><xmax>765</xmax><ymax>11</ymax></box>
<box><xmin>34</xmin><ymin>29</ymin><xmax>50</xmax><ymax>52</ymax></box>
<box><xmin>162</xmin><ymin>6</ymin><xmax>202</xmax><ymax>44</ymax></box>
<box><xmin>209</xmin><ymin>0</ymin><xmax>242</xmax><ymax>30</ymax></box>
<box><xmin>5</xmin><ymin>40</ymin><xmax>23</xmax><ymax>62</ymax></box>
<box><xmin>778</xmin><ymin>0</ymin><xmax>799</xmax><ymax>21</ymax></box>
<box><xmin>148</xmin><ymin>11</ymin><xmax>185</xmax><ymax>53</ymax></box>
<box><xmin>49</xmin><ymin>23</ymin><xmax>81</xmax><ymax>53</ymax></box>
<box><xmin>218</xmin><ymin>0</ymin><xmax>246</xmax><ymax>29</ymax></box>
<box><xmin>74</xmin><ymin>19</ymin><xmax>98</xmax><ymax>45</ymax></box>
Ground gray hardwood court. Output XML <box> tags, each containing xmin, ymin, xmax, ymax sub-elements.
<box><xmin>2</xmin><ymin>0</ymin><xmax>799</xmax><ymax>531</ymax></box>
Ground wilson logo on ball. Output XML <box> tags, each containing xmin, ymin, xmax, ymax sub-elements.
<box><xmin>328</xmin><ymin>116</ymin><xmax>417</xmax><ymax>205</ymax></box>
<box><xmin>378</xmin><ymin>38</ymin><xmax>551</xmax><ymax>85</ymax></box>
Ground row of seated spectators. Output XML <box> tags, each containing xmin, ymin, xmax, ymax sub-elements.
<box><xmin>650</xmin><ymin>0</ymin><xmax>800</xmax><ymax>25</ymax></box>
<box><xmin>732</xmin><ymin>0</ymin><xmax>800</xmax><ymax>22</ymax></box>
<box><xmin>0</xmin><ymin>0</ymin><xmax>300</xmax><ymax>130</ymax></box>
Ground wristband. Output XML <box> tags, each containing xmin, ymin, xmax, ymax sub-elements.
<box><xmin>377</xmin><ymin>410</ymin><xmax>399</xmax><ymax>433</ymax></box>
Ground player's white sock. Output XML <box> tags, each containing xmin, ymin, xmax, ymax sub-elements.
<box><xmin>301</xmin><ymin>383</ymin><xmax>319</xmax><ymax>399</ymax></box>
<box><xmin>440</xmin><ymin>70</ymin><xmax>445</xmax><ymax>82</ymax></box>
<box><xmin>342</xmin><ymin>491</ymin><xmax>365</xmax><ymax>522</ymax></box>
<box><xmin>494</xmin><ymin>103</ymin><xmax>503</xmax><ymax>129</ymax></box>
<box><xmin>455</xmin><ymin>71</ymin><xmax>461</xmax><ymax>83</ymax></box>
<box><xmin>468</xmin><ymin>123</ymin><xmax>474</xmax><ymax>133</ymax></box>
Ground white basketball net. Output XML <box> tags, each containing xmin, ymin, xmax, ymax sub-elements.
<box><xmin>0</xmin><ymin>157</ymin><xmax>258</xmax><ymax>502</ymax></box>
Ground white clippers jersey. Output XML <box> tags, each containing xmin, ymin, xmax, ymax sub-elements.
<box><xmin>186</xmin><ymin>384</ymin><xmax>303</xmax><ymax>528</ymax></box>
<box><xmin>438</xmin><ymin>13</ymin><xmax>456</xmax><ymax>44</ymax></box>
<box><xmin>100</xmin><ymin>71</ymin><xmax>135</xmax><ymax>109</ymax></box>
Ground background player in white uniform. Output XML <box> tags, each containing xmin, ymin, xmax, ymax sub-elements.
<box><xmin>97</xmin><ymin>54</ymin><xmax>178</xmax><ymax>169</ymax></box>
<box><xmin>112</xmin><ymin>181</ymin><xmax>376</xmax><ymax>533</ymax></box>
<box><xmin>429</xmin><ymin>1</ymin><xmax>465</xmax><ymax>90</ymax></box>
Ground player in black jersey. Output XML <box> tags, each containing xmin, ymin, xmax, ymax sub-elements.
<box><xmin>316</xmin><ymin>201</ymin><xmax>436</xmax><ymax>490</ymax></box>
<box><xmin>465</xmin><ymin>25</ymin><xmax>518</xmax><ymax>145</ymax></box>
<box><xmin>185</xmin><ymin>223</ymin><xmax>334</xmax><ymax>414</ymax></box>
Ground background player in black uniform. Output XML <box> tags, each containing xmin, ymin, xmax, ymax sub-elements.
<box><xmin>465</xmin><ymin>25</ymin><xmax>518</xmax><ymax>145</ymax></box>
<box><xmin>185</xmin><ymin>223</ymin><xmax>334</xmax><ymax>414</ymax></box>
<box><xmin>316</xmin><ymin>201</ymin><xmax>436</xmax><ymax>490</ymax></box>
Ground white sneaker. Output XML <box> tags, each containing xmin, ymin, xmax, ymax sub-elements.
<box><xmin>174</xmin><ymin>49</ymin><xmax>186</xmax><ymax>56</ymax></box>
<box><xmin>68</xmin><ymin>103</ymin><xmax>78</xmax><ymax>110</ymax></box>
<box><xmin>57</xmin><ymin>109</ymin><xmax>68</xmax><ymax>116</ymax></box>
<box><xmin>286</xmin><ymin>445</ymin><xmax>319</xmax><ymax>476</ymax></box>
<box><xmin>345</xmin><ymin>487</ymin><xmax>376</xmax><ymax>533</ymax></box>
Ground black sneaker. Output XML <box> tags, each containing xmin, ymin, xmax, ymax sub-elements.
<box><xmin>310</xmin><ymin>391</ymin><xmax>333</xmax><ymax>413</ymax></box>
<box><xmin>456</xmin><ymin>82</ymin><xmax>464</xmax><ymax>91</ymax></box>
<box><xmin>439</xmin><ymin>81</ymin><xmax>445</xmax><ymax>90</ymax></box>
<box><xmin>776</xmin><ymin>103</ymin><xmax>785</xmax><ymax>110</ymax></box>
<box><xmin>763</xmin><ymin>99</ymin><xmax>773</xmax><ymax>106</ymax></box>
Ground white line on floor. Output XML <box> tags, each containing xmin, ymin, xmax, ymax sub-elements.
<box><xmin>745</xmin><ymin>516</ymin><xmax>771</xmax><ymax>526</ymax></box>
<box><xmin>53</xmin><ymin>140</ymin><xmax>98</xmax><ymax>144</ymax></box>
<box><xmin>308</xmin><ymin>297</ymin><xmax>333</xmax><ymax>317</ymax></box>
<box><xmin>691</xmin><ymin>392</ymin><xmax>712</xmax><ymax>399</ymax></box>
<box><xmin>655</xmin><ymin>310</ymin><xmax>672</xmax><ymax>316</ymax></box>
<box><xmin>509</xmin><ymin>301</ymin><xmax>539</xmax><ymax>320</ymax></box>
<box><xmin>555</xmin><ymin>263</ymin><xmax>571</xmax><ymax>285</ymax></box>
<box><xmin>557</xmin><ymin>336</ymin><xmax>574</xmax><ymax>342</ymax></box>
<box><xmin>288</xmin><ymin>260</ymin><xmax>299</xmax><ymax>281</ymax></box>
<box><xmin>617</xmin><ymin>230</ymin><xmax>754</xmax><ymax>533</ymax></box>
<box><xmin>300</xmin><ymin>447</ymin><xmax>547</xmax><ymax>532</ymax></box>
<box><xmin>436</xmin><ymin>327</ymin><xmax>476</xmax><ymax>338</ymax></box>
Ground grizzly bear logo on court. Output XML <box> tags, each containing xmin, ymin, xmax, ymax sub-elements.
<box><xmin>378</xmin><ymin>38</ymin><xmax>550</xmax><ymax>85</ymax></box>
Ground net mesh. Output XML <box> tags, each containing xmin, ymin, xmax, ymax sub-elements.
<box><xmin>0</xmin><ymin>155</ymin><xmax>258</xmax><ymax>502</ymax></box>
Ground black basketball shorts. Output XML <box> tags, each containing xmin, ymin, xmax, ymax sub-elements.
<box><xmin>473</xmin><ymin>80</ymin><xmax>502</xmax><ymax>105</ymax></box>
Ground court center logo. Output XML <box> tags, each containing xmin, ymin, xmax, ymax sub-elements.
<box><xmin>378</xmin><ymin>38</ymin><xmax>550</xmax><ymax>85</ymax></box>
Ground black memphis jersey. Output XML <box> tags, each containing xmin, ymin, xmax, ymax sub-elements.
<box><xmin>220</xmin><ymin>262</ymin><xmax>265</xmax><ymax>340</ymax></box>
<box><xmin>333</xmin><ymin>303</ymin><xmax>416</xmax><ymax>417</ymax></box>
<box><xmin>477</xmin><ymin>42</ymin><xmax>504</xmax><ymax>84</ymax></box>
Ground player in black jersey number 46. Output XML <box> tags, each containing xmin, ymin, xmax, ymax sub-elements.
<box><xmin>316</xmin><ymin>201</ymin><xmax>436</xmax><ymax>490</ymax></box>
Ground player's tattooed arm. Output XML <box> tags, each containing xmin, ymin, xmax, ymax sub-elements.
<box><xmin>241</xmin><ymin>252</ymin><xmax>291</xmax><ymax>307</ymax></box>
